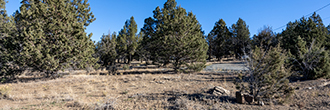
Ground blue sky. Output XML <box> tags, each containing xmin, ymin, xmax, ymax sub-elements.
<box><xmin>5</xmin><ymin>0</ymin><xmax>330</xmax><ymax>42</ymax></box>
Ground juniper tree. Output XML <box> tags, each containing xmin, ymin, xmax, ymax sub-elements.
<box><xmin>209</xmin><ymin>19</ymin><xmax>232</xmax><ymax>60</ymax></box>
<box><xmin>237</xmin><ymin>44</ymin><xmax>294</xmax><ymax>104</ymax></box>
<box><xmin>144</xmin><ymin>0</ymin><xmax>208</xmax><ymax>72</ymax></box>
<box><xmin>117</xmin><ymin>16</ymin><xmax>138</xmax><ymax>64</ymax></box>
<box><xmin>291</xmin><ymin>37</ymin><xmax>330</xmax><ymax>79</ymax></box>
<box><xmin>15</xmin><ymin>0</ymin><xmax>98</xmax><ymax>76</ymax></box>
<box><xmin>231</xmin><ymin>18</ymin><xmax>251</xmax><ymax>59</ymax></box>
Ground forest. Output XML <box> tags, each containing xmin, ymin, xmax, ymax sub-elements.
<box><xmin>1</xmin><ymin>0</ymin><xmax>330</xmax><ymax>109</ymax></box>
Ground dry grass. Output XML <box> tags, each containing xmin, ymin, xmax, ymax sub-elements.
<box><xmin>0</xmin><ymin>60</ymin><xmax>329</xmax><ymax>109</ymax></box>
<box><xmin>0</xmin><ymin>70</ymin><xmax>243</xmax><ymax>109</ymax></box>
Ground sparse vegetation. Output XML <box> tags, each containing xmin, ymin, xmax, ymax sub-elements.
<box><xmin>237</xmin><ymin>44</ymin><xmax>294</xmax><ymax>105</ymax></box>
<box><xmin>1</xmin><ymin>0</ymin><xmax>330</xmax><ymax>109</ymax></box>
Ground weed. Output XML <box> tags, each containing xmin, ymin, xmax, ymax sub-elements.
<box><xmin>102</xmin><ymin>91</ymin><xmax>107</xmax><ymax>97</ymax></box>
<box><xmin>42</xmin><ymin>85</ymin><xmax>49</xmax><ymax>91</ymax></box>
<box><xmin>0</xmin><ymin>84</ymin><xmax>12</xmax><ymax>97</ymax></box>
<box><xmin>123</xmin><ymin>65</ymin><xmax>130</xmax><ymax>70</ymax></box>
<box><xmin>121</xmin><ymin>90</ymin><xmax>129</xmax><ymax>95</ymax></box>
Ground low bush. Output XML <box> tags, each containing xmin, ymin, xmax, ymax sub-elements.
<box><xmin>236</xmin><ymin>44</ymin><xmax>294</xmax><ymax>105</ymax></box>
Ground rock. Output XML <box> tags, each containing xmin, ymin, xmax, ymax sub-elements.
<box><xmin>258</xmin><ymin>101</ymin><xmax>264</xmax><ymax>106</ymax></box>
<box><xmin>236</xmin><ymin>91</ymin><xmax>244</xmax><ymax>104</ymax></box>
<box><xmin>243</xmin><ymin>94</ymin><xmax>254</xmax><ymax>104</ymax></box>
<box><xmin>162</xmin><ymin>76</ymin><xmax>171</xmax><ymax>80</ymax></box>
<box><xmin>318</xmin><ymin>82</ymin><xmax>330</xmax><ymax>88</ymax></box>
<box><xmin>214</xmin><ymin>86</ymin><xmax>230</xmax><ymax>95</ymax></box>
<box><xmin>156</xmin><ymin>81</ymin><xmax>165</xmax><ymax>84</ymax></box>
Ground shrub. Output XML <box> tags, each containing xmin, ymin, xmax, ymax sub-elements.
<box><xmin>186</xmin><ymin>62</ymin><xmax>206</xmax><ymax>72</ymax></box>
<box><xmin>122</xmin><ymin>64</ymin><xmax>130</xmax><ymax>70</ymax></box>
<box><xmin>290</xmin><ymin>38</ymin><xmax>330</xmax><ymax>80</ymax></box>
<box><xmin>236</xmin><ymin>44</ymin><xmax>294</xmax><ymax>104</ymax></box>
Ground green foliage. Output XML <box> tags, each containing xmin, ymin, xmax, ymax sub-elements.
<box><xmin>237</xmin><ymin>44</ymin><xmax>294</xmax><ymax>104</ymax></box>
<box><xmin>280</xmin><ymin>13</ymin><xmax>329</xmax><ymax>58</ymax></box>
<box><xmin>117</xmin><ymin>16</ymin><xmax>139</xmax><ymax>64</ymax></box>
<box><xmin>142</xmin><ymin>0</ymin><xmax>208</xmax><ymax>72</ymax></box>
<box><xmin>122</xmin><ymin>64</ymin><xmax>130</xmax><ymax>70</ymax></box>
<box><xmin>0</xmin><ymin>0</ymin><xmax>21</xmax><ymax>82</ymax></box>
<box><xmin>279</xmin><ymin>12</ymin><xmax>330</xmax><ymax>80</ymax></box>
<box><xmin>231</xmin><ymin>18</ymin><xmax>251</xmax><ymax>59</ymax></box>
<box><xmin>15</xmin><ymin>0</ymin><xmax>98</xmax><ymax>76</ymax></box>
<box><xmin>252</xmin><ymin>26</ymin><xmax>277</xmax><ymax>50</ymax></box>
<box><xmin>208</xmin><ymin>19</ymin><xmax>232</xmax><ymax>60</ymax></box>
<box><xmin>96</xmin><ymin>32</ymin><xmax>117</xmax><ymax>67</ymax></box>
<box><xmin>292</xmin><ymin>38</ymin><xmax>330</xmax><ymax>79</ymax></box>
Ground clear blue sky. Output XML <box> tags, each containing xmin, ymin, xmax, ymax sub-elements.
<box><xmin>5</xmin><ymin>0</ymin><xmax>330</xmax><ymax>42</ymax></box>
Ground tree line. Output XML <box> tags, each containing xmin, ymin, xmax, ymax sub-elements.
<box><xmin>1</xmin><ymin>0</ymin><xmax>330</xmax><ymax>84</ymax></box>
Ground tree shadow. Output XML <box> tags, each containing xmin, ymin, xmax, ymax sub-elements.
<box><xmin>132</xmin><ymin>89</ymin><xmax>237</xmax><ymax>109</ymax></box>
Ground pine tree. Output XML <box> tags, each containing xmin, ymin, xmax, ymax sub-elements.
<box><xmin>96</xmin><ymin>32</ymin><xmax>117</xmax><ymax>67</ymax></box>
<box><xmin>279</xmin><ymin>13</ymin><xmax>330</xmax><ymax>79</ymax></box>
<box><xmin>231</xmin><ymin>18</ymin><xmax>251</xmax><ymax>59</ymax></box>
<box><xmin>280</xmin><ymin>13</ymin><xmax>329</xmax><ymax>57</ymax></box>
<box><xmin>327</xmin><ymin>24</ymin><xmax>330</xmax><ymax>34</ymax></box>
<box><xmin>0</xmin><ymin>0</ymin><xmax>21</xmax><ymax>82</ymax></box>
<box><xmin>144</xmin><ymin>0</ymin><xmax>208</xmax><ymax>72</ymax></box>
<box><xmin>15</xmin><ymin>0</ymin><xmax>98</xmax><ymax>76</ymax></box>
<box><xmin>139</xmin><ymin>17</ymin><xmax>156</xmax><ymax>62</ymax></box>
<box><xmin>117</xmin><ymin>16</ymin><xmax>139</xmax><ymax>64</ymax></box>
<box><xmin>209</xmin><ymin>19</ymin><xmax>232</xmax><ymax>60</ymax></box>
<box><xmin>206</xmin><ymin>34</ymin><xmax>215</xmax><ymax>60</ymax></box>
<box><xmin>252</xmin><ymin>26</ymin><xmax>276</xmax><ymax>50</ymax></box>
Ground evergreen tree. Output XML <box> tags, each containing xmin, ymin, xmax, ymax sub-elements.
<box><xmin>231</xmin><ymin>18</ymin><xmax>251</xmax><ymax>59</ymax></box>
<box><xmin>15</xmin><ymin>0</ymin><xmax>98</xmax><ymax>76</ymax></box>
<box><xmin>252</xmin><ymin>26</ymin><xmax>277</xmax><ymax>50</ymax></box>
<box><xmin>292</xmin><ymin>37</ymin><xmax>330</xmax><ymax>79</ymax></box>
<box><xmin>139</xmin><ymin>17</ymin><xmax>156</xmax><ymax>62</ymax></box>
<box><xmin>135</xmin><ymin>31</ymin><xmax>148</xmax><ymax>62</ymax></box>
<box><xmin>0</xmin><ymin>0</ymin><xmax>21</xmax><ymax>82</ymax></box>
<box><xmin>237</xmin><ymin>44</ymin><xmax>294</xmax><ymax>104</ymax></box>
<box><xmin>280</xmin><ymin>13</ymin><xmax>329</xmax><ymax>57</ymax></box>
<box><xmin>144</xmin><ymin>0</ymin><xmax>208</xmax><ymax>72</ymax></box>
<box><xmin>206</xmin><ymin>34</ymin><xmax>215</xmax><ymax>60</ymax></box>
<box><xmin>327</xmin><ymin>24</ymin><xmax>330</xmax><ymax>34</ymax></box>
<box><xmin>96</xmin><ymin>32</ymin><xmax>117</xmax><ymax>67</ymax></box>
<box><xmin>117</xmin><ymin>16</ymin><xmax>138</xmax><ymax>64</ymax></box>
<box><xmin>209</xmin><ymin>19</ymin><xmax>232</xmax><ymax>60</ymax></box>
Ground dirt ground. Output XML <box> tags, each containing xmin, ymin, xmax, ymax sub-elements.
<box><xmin>0</xmin><ymin>61</ymin><xmax>330</xmax><ymax>109</ymax></box>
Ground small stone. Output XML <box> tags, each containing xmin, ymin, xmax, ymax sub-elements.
<box><xmin>318</xmin><ymin>82</ymin><xmax>330</xmax><ymax>88</ymax></box>
<box><xmin>156</xmin><ymin>81</ymin><xmax>165</xmax><ymax>84</ymax></box>
<box><xmin>259</xmin><ymin>101</ymin><xmax>264</xmax><ymax>106</ymax></box>
<box><xmin>162</xmin><ymin>76</ymin><xmax>171</xmax><ymax>80</ymax></box>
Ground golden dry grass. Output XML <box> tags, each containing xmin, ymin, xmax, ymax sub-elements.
<box><xmin>0</xmin><ymin>71</ymin><xmax>239</xmax><ymax>109</ymax></box>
